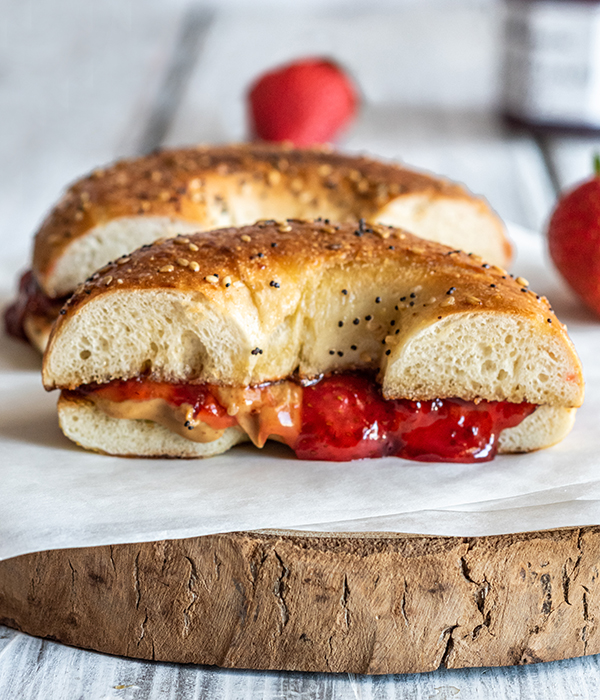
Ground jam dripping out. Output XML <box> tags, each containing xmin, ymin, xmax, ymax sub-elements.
<box><xmin>296</xmin><ymin>374</ymin><xmax>535</xmax><ymax>462</ymax></box>
<box><xmin>75</xmin><ymin>374</ymin><xmax>536</xmax><ymax>463</ymax></box>
<box><xmin>4</xmin><ymin>270</ymin><xmax>68</xmax><ymax>343</ymax></box>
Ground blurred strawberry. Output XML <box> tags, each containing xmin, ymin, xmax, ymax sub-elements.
<box><xmin>247</xmin><ymin>58</ymin><xmax>358</xmax><ymax>146</ymax></box>
<box><xmin>548</xmin><ymin>156</ymin><xmax>600</xmax><ymax>317</ymax></box>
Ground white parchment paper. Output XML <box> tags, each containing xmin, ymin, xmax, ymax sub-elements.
<box><xmin>1</xmin><ymin>224</ymin><xmax>599</xmax><ymax>562</ymax></box>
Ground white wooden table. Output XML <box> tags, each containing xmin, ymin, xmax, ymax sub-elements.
<box><xmin>2</xmin><ymin>0</ymin><xmax>600</xmax><ymax>696</ymax></box>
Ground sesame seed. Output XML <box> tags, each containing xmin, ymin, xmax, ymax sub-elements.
<box><xmin>329</xmin><ymin>350</ymin><xmax>335</xmax><ymax>355</ymax></box>
<box><xmin>268</xmin><ymin>170</ymin><xmax>281</xmax><ymax>186</ymax></box>
<box><xmin>271</xmin><ymin>242</ymin><xmax>278</xmax><ymax>247</ymax></box>
<box><xmin>104</xmin><ymin>276</ymin><xmax>113</xmax><ymax>286</ymax></box>
<box><xmin>177</xmin><ymin>258</ymin><xmax>189</xmax><ymax>267</ymax></box>
<box><xmin>365</xmin><ymin>315</ymin><xmax>372</xmax><ymax>321</ymax></box>
<box><xmin>188</xmin><ymin>243</ymin><xmax>199</xmax><ymax>252</ymax></box>
<box><xmin>241</xmin><ymin>235</ymin><xmax>251</xmax><ymax>242</ymax></box>
<box><xmin>516</xmin><ymin>276</ymin><xmax>530</xmax><ymax>287</ymax></box>
<box><xmin>409</xmin><ymin>301</ymin><xmax>414</xmax><ymax>307</ymax></box>
<box><xmin>189</xmin><ymin>261</ymin><xmax>200</xmax><ymax>272</ymax></box>
<box><xmin>117</xmin><ymin>257</ymin><xmax>131</xmax><ymax>265</ymax></box>
<box><xmin>278</xmin><ymin>225</ymin><xmax>292</xmax><ymax>232</ymax></box>
<box><xmin>206</xmin><ymin>274</ymin><xmax>219</xmax><ymax>284</ymax></box>
<box><xmin>337</xmin><ymin>351</ymin><xmax>344</xmax><ymax>357</ymax></box>
<box><xmin>395</xmin><ymin>305</ymin><xmax>399</xmax><ymax>311</ymax></box>
<box><xmin>159</xmin><ymin>265</ymin><xmax>174</xmax><ymax>272</ymax></box>
<box><xmin>375</xmin><ymin>297</ymin><xmax>381</xmax><ymax>303</ymax></box>
<box><xmin>446</xmin><ymin>287</ymin><xmax>456</xmax><ymax>295</ymax></box>
<box><xmin>338</xmin><ymin>321</ymin><xmax>344</xmax><ymax>327</ymax></box>
<box><xmin>385</xmin><ymin>349</ymin><xmax>391</xmax><ymax>356</ymax></box>
<box><xmin>388</xmin><ymin>245</ymin><xmax>395</xmax><ymax>250</ymax></box>
<box><xmin>351</xmin><ymin>345</ymin><xmax>357</xmax><ymax>350</ymax></box>
<box><xmin>466</xmin><ymin>296</ymin><xmax>482</xmax><ymax>305</ymax></box>
<box><xmin>482</xmin><ymin>263</ymin><xmax>490</xmax><ymax>269</ymax></box>
<box><xmin>410</xmin><ymin>293</ymin><xmax>416</xmax><ymax>299</ymax></box>
<box><xmin>490</xmin><ymin>284</ymin><xmax>496</xmax><ymax>288</ymax></box>
<box><xmin>353</xmin><ymin>318</ymin><xmax>360</xmax><ymax>325</ymax></box>
<box><xmin>342</xmin><ymin>289</ymin><xmax>348</xmax><ymax>295</ymax></box>
<box><xmin>360</xmin><ymin>352</ymin><xmax>372</xmax><ymax>363</ymax></box>
<box><xmin>390</xmin><ymin>320</ymin><xmax>396</xmax><ymax>326</ymax></box>
<box><xmin>521</xmin><ymin>288</ymin><xmax>528</xmax><ymax>293</ymax></box>
<box><xmin>270</xmin><ymin>280</ymin><xmax>280</xmax><ymax>288</ymax></box>
<box><xmin>117</xmin><ymin>278</ymin><xmax>123</xmax><ymax>284</ymax></box>
<box><xmin>59</xmin><ymin>308</ymin><xmax>67</xmax><ymax>315</ymax></box>
<box><xmin>442</xmin><ymin>297</ymin><xmax>456</xmax><ymax>307</ymax></box>
<box><xmin>251</xmin><ymin>347</ymin><xmax>263</xmax><ymax>355</ymax></box>
<box><xmin>547</xmin><ymin>318</ymin><xmax>552</xmax><ymax>323</ymax></box>
<box><xmin>223</xmin><ymin>276</ymin><xmax>232</xmax><ymax>287</ymax></box>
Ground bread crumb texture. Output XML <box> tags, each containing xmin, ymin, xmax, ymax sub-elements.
<box><xmin>43</xmin><ymin>220</ymin><xmax>583</xmax><ymax>409</ymax></box>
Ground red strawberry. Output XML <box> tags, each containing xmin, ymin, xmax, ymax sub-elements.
<box><xmin>247</xmin><ymin>58</ymin><xmax>358</xmax><ymax>147</ymax></box>
<box><xmin>548</xmin><ymin>156</ymin><xmax>600</xmax><ymax>318</ymax></box>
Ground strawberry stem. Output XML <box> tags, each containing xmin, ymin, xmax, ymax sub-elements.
<box><xmin>594</xmin><ymin>153</ymin><xmax>600</xmax><ymax>176</ymax></box>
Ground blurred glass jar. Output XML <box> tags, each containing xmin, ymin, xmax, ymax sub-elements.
<box><xmin>502</xmin><ymin>0</ymin><xmax>600</xmax><ymax>132</ymax></box>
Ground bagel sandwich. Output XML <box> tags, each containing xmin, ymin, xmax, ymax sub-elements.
<box><xmin>8</xmin><ymin>143</ymin><xmax>510</xmax><ymax>352</ymax></box>
<box><xmin>42</xmin><ymin>220</ymin><xmax>583</xmax><ymax>463</ymax></box>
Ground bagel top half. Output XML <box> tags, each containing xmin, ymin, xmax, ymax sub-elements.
<box><xmin>43</xmin><ymin>220</ymin><xmax>582</xmax><ymax>415</ymax></box>
<box><xmin>34</xmin><ymin>143</ymin><xmax>510</xmax><ymax>299</ymax></box>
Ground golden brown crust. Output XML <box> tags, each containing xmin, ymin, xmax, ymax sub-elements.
<box><xmin>44</xmin><ymin>219</ymin><xmax>576</xmax><ymax>394</ymax></box>
<box><xmin>32</xmin><ymin>143</ymin><xmax>505</xmax><ymax>292</ymax></box>
<box><xmin>52</xmin><ymin>221</ymin><xmax>548</xmax><ymax>324</ymax></box>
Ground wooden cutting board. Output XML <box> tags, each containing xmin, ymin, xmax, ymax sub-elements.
<box><xmin>0</xmin><ymin>526</ymin><xmax>596</xmax><ymax>674</ymax></box>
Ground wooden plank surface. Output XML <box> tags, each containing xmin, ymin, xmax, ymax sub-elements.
<box><xmin>0</xmin><ymin>0</ymin><xmax>187</xmax><ymax>295</ymax></box>
<box><xmin>1</xmin><ymin>0</ymin><xmax>599</xmax><ymax>697</ymax></box>
<box><xmin>1</xmin><ymin>528</ymin><xmax>599</xmax><ymax>676</ymax></box>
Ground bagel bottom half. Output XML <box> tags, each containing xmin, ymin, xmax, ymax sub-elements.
<box><xmin>57</xmin><ymin>393</ymin><xmax>575</xmax><ymax>460</ymax></box>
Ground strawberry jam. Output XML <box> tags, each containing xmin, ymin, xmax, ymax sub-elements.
<box><xmin>73</xmin><ymin>373</ymin><xmax>536</xmax><ymax>463</ymax></box>
<box><xmin>296</xmin><ymin>374</ymin><xmax>536</xmax><ymax>462</ymax></box>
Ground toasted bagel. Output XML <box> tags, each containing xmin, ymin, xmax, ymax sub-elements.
<box><xmin>43</xmin><ymin>220</ymin><xmax>583</xmax><ymax>461</ymax></box>
<box><xmin>10</xmin><ymin>144</ymin><xmax>510</xmax><ymax>352</ymax></box>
